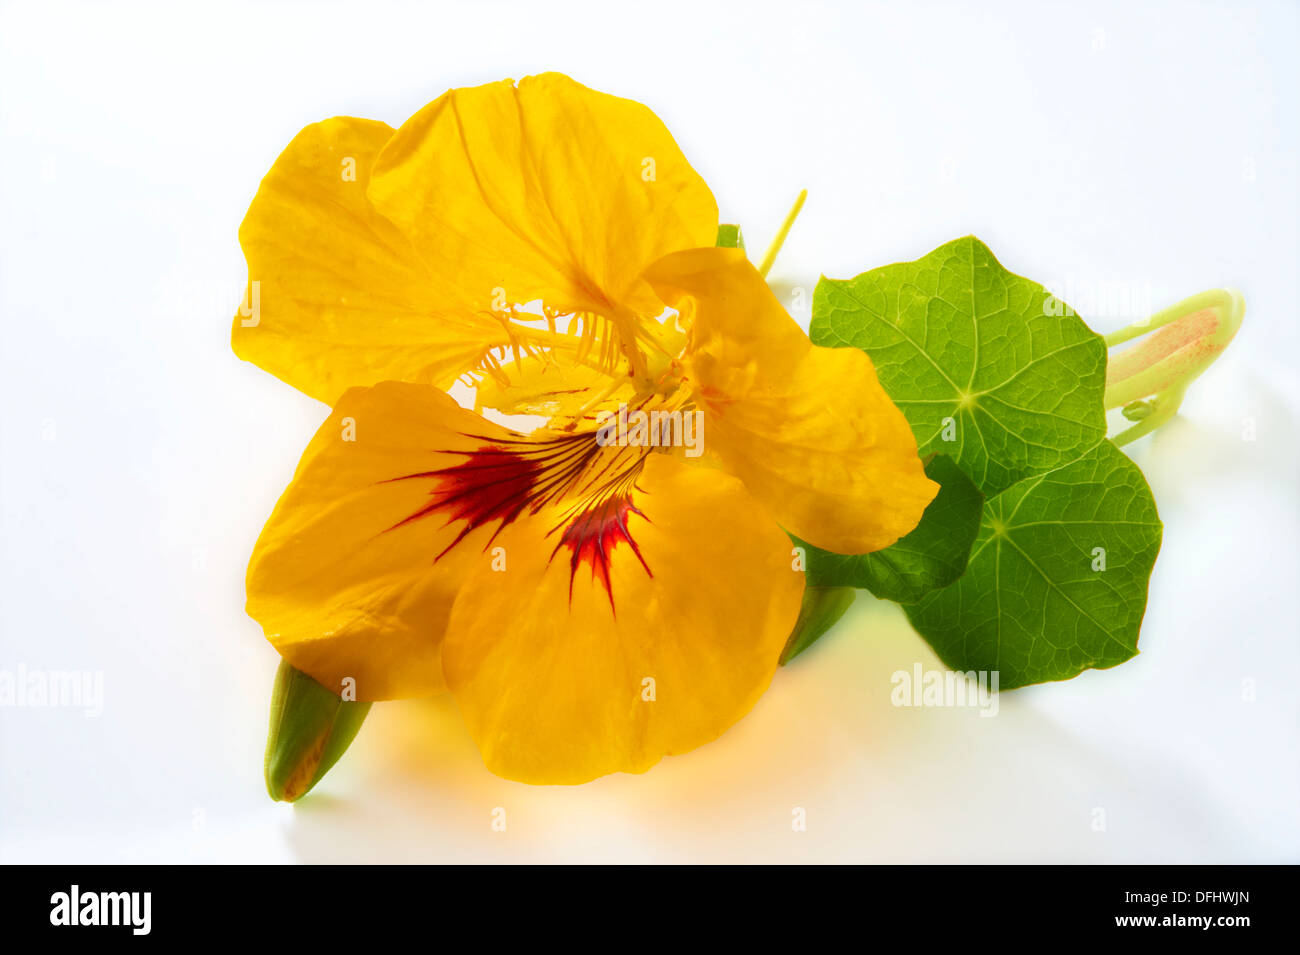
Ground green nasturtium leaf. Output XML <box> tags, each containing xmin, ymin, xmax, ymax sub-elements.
<box><xmin>904</xmin><ymin>440</ymin><xmax>1162</xmax><ymax>689</ymax></box>
<box><xmin>812</xmin><ymin>236</ymin><xmax>1108</xmax><ymax>497</ymax></box>
<box><xmin>799</xmin><ymin>455</ymin><xmax>983</xmax><ymax>603</ymax></box>
<box><xmin>780</xmin><ymin>586</ymin><xmax>857</xmax><ymax>665</ymax></box>
<box><xmin>715</xmin><ymin>223</ymin><xmax>745</xmax><ymax>249</ymax></box>
<box><xmin>792</xmin><ymin>236</ymin><xmax>1162</xmax><ymax>687</ymax></box>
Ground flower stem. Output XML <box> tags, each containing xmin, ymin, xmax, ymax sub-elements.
<box><xmin>1103</xmin><ymin>288</ymin><xmax>1244</xmax><ymax>445</ymax></box>
<box><xmin>1110</xmin><ymin>385</ymin><xmax>1189</xmax><ymax>447</ymax></box>
<box><xmin>757</xmin><ymin>189</ymin><xmax>808</xmax><ymax>279</ymax></box>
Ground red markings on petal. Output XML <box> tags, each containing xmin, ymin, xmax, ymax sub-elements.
<box><xmin>382</xmin><ymin>433</ymin><xmax>654</xmax><ymax>607</ymax></box>
<box><xmin>551</xmin><ymin>493</ymin><xmax>651</xmax><ymax>613</ymax></box>
<box><xmin>385</xmin><ymin>444</ymin><xmax>550</xmax><ymax>557</ymax></box>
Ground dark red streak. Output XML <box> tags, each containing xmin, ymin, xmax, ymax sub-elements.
<box><xmin>380</xmin><ymin>437</ymin><xmax>653</xmax><ymax>610</ymax></box>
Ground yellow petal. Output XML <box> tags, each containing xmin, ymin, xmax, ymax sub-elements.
<box><xmin>367</xmin><ymin>73</ymin><xmax>717</xmax><ymax>323</ymax></box>
<box><xmin>232</xmin><ymin>117</ymin><xmax>504</xmax><ymax>404</ymax></box>
<box><xmin>246</xmin><ymin>381</ymin><xmax>523</xmax><ymax>701</ymax></box>
<box><xmin>646</xmin><ymin>247</ymin><xmax>938</xmax><ymax>554</ymax></box>
<box><xmin>441</xmin><ymin>453</ymin><xmax>804</xmax><ymax>784</ymax></box>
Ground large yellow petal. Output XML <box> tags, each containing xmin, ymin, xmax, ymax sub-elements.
<box><xmin>232</xmin><ymin>117</ymin><xmax>504</xmax><ymax>404</ymax></box>
<box><xmin>646</xmin><ymin>247</ymin><xmax>938</xmax><ymax>554</ymax></box>
<box><xmin>367</xmin><ymin>73</ymin><xmax>718</xmax><ymax>323</ymax></box>
<box><xmin>441</xmin><ymin>453</ymin><xmax>804</xmax><ymax>784</ymax></box>
<box><xmin>246</xmin><ymin>381</ymin><xmax>523</xmax><ymax>701</ymax></box>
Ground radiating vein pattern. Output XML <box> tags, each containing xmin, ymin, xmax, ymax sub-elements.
<box><xmin>904</xmin><ymin>441</ymin><xmax>1162</xmax><ymax>688</ymax></box>
<box><xmin>811</xmin><ymin>236</ymin><xmax>1108</xmax><ymax>497</ymax></box>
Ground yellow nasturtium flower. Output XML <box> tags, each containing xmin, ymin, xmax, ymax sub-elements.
<box><xmin>233</xmin><ymin>73</ymin><xmax>937</xmax><ymax>785</ymax></box>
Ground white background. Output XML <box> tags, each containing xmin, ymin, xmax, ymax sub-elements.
<box><xmin>1</xmin><ymin>0</ymin><xmax>1296</xmax><ymax>863</ymax></box>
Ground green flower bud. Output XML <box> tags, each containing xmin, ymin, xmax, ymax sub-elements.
<box><xmin>264</xmin><ymin>660</ymin><xmax>371</xmax><ymax>802</ymax></box>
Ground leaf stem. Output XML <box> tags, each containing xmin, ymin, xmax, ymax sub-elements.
<box><xmin>757</xmin><ymin>189</ymin><xmax>808</xmax><ymax>279</ymax></box>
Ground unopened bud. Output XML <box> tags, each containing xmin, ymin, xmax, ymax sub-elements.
<box><xmin>264</xmin><ymin>660</ymin><xmax>371</xmax><ymax>802</ymax></box>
